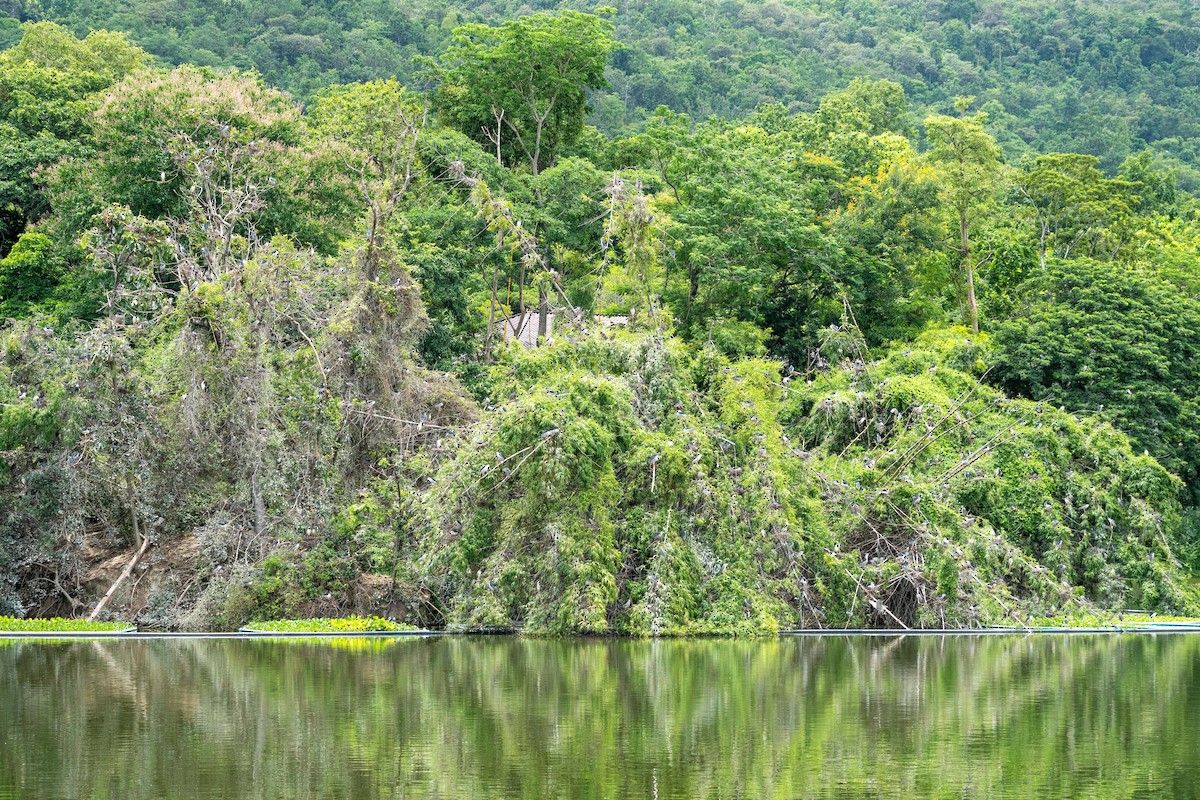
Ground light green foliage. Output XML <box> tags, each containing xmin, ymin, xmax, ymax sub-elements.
<box><xmin>0</xmin><ymin>616</ymin><xmax>130</xmax><ymax>632</ymax></box>
<box><xmin>436</xmin><ymin>10</ymin><xmax>616</xmax><ymax>175</ymax></box>
<box><xmin>611</xmin><ymin>89</ymin><xmax>950</xmax><ymax>363</ymax></box>
<box><xmin>643</xmin><ymin>120</ymin><xmax>841</xmax><ymax>357</ymax></box>
<box><xmin>533</xmin><ymin>156</ymin><xmax>610</xmax><ymax>261</ymax></box>
<box><xmin>1024</xmin><ymin>611</ymin><xmax>1200</xmax><ymax>629</ymax></box>
<box><xmin>309</xmin><ymin>79</ymin><xmax>424</xmax><ymax>275</ymax></box>
<box><xmin>795</xmin><ymin>78</ymin><xmax>914</xmax><ymax>178</ymax></box>
<box><xmin>241</xmin><ymin>615</ymin><xmax>412</xmax><ymax>633</ymax></box>
<box><xmin>596</xmin><ymin>174</ymin><xmax>663</xmax><ymax>321</ymax></box>
<box><xmin>1014</xmin><ymin>153</ymin><xmax>1141</xmax><ymax>268</ymax></box>
<box><xmin>1</xmin><ymin>12</ymin><xmax>1200</xmax><ymax>632</ymax></box>
<box><xmin>0</xmin><ymin>22</ymin><xmax>147</xmax><ymax>252</ymax></box>
<box><xmin>829</xmin><ymin>154</ymin><xmax>947</xmax><ymax>341</ymax></box>
<box><xmin>385</xmin><ymin>322</ymin><xmax>1200</xmax><ymax>635</ymax></box>
<box><xmin>0</xmin><ymin>231</ymin><xmax>61</xmax><ymax>316</ymax></box>
<box><xmin>0</xmin><ymin>24</ymin><xmax>145</xmax><ymax>88</ymax></box>
<box><xmin>1118</xmin><ymin>151</ymin><xmax>1178</xmax><ymax>216</ymax></box>
<box><xmin>46</xmin><ymin>65</ymin><xmax>344</xmax><ymax>257</ymax></box>
<box><xmin>925</xmin><ymin>105</ymin><xmax>1005</xmax><ymax>333</ymax></box>
<box><xmin>0</xmin><ymin>22</ymin><xmax>146</xmax><ymax>141</ymax></box>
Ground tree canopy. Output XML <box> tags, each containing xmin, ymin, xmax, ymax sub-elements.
<box><xmin>1</xmin><ymin>17</ymin><xmax>1199</xmax><ymax>630</ymax></box>
<box><xmin>435</xmin><ymin>10</ymin><xmax>615</xmax><ymax>175</ymax></box>
<box><xmin>993</xmin><ymin>259</ymin><xmax>1200</xmax><ymax>495</ymax></box>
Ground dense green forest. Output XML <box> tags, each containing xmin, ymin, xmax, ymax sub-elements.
<box><xmin>7</xmin><ymin>0</ymin><xmax>1200</xmax><ymax>185</ymax></box>
<box><xmin>1</xmin><ymin>4</ymin><xmax>1199</xmax><ymax>632</ymax></box>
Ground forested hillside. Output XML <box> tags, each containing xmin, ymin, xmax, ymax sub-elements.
<box><xmin>6</xmin><ymin>0</ymin><xmax>1200</xmax><ymax>185</ymax></box>
<box><xmin>1</xmin><ymin>8</ymin><xmax>1198</xmax><ymax>632</ymax></box>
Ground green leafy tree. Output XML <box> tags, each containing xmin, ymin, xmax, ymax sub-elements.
<box><xmin>797</xmin><ymin>78</ymin><xmax>914</xmax><ymax>178</ymax></box>
<box><xmin>829</xmin><ymin>153</ymin><xmax>946</xmax><ymax>341</ymax></box>
<box><xmin>1014</xmin><ymin>153</ymin><xmax>1140</xmax><ymax>268</ymax></box>
<box><xmin>993</xmin><ymin>259</ymin><xmax>1200</xmax><ymax>495</ymax></box>
<box><xmin>656</xmin><ymin>122</ymin><xmax>836</xmax><ymax>355</ymax></box>
<box><xmin>45</xmin><ymin>66</ymin><xmax>346</xmax><ymax>267</ymax></box>
<box><xmin>0</xmin><ymin>22</ymin><xmax>146</xmax><ymax>139</ymax></box>
<box><xmin>925</xmin><ymin>103</ymin><xmax>1005</xmax><ymax>334</ymax></box>
<box><xmin>615</xmin><ymin>105</ymin><xmax>693</xmax><ymax>203</ymax></box>
<box><xmin>435</xmin><ymin>10</ymin><xmax>616</xmax><ymax>176</ymax></box>
<box><xmin>0</xmin><ymin>231</ymin><xmax>62</xmax><ymax>317</ymax></box>
<box><xmin>1118</xmin><ymin>151</ymin><xmax>1177</xmax><ymax>216</ymax></box>
<box><xmin>0</xmin><ymin>22</ymin><xmax>147</xmax><ymax>253</ymax></box>
<box><xmin>309</xmin><ymin>79</ymin><xmax>425</xmax><ymax>280</ymax></box>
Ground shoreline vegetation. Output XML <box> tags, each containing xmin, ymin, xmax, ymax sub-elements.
<box><xmin>239</xmin><ymin>616</ymin><xmax>415</xmax><ymax>633</ymax></box>
<box><xmin>2</xmin><ymin>4</ymin><xmax>1200</xmax><ymax>636</ymax></box>
<box><xmin>4</xmin><ymin>614</ymin><xmax>1200</xmax><ymax>636</ymax></box>
<box><xmin>0</xmin><ymin>616</ymin><xmax>133</xmax><ymax>633</ymax></box>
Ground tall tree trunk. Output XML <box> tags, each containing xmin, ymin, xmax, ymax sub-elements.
<box><xmin>960</xmin><ymin>207</ymin><xmax>978</xmax><ymax>334</ymax></box>
<box><xmin>251</xmin><ymin>466</ymin><xmax>266</xmax><ymax>537</ymax></box>
<box><xmin>1039</xmin><ymin>220</ymin><xmax>1049</xmax><ymax>270</ymax></box>
<box><xmin>537</xmin><ymin>287</ymin><xmax>549</xmax><ymax>343</ymax></box>
<box><xmin>485</xmin><ymin>255</ymin><xmax>501</xmax><ymax>361</ymax></box>
<box><xmin>124</xmin><ymin>471</ymin><xmax>142</xmax><ymax>549</ymax></box>
<box><xmin>963</xmin><ymin>259</ymin><xmax>979</xmax><ymax>334</ymax></box>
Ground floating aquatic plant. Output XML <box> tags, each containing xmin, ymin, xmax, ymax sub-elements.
<box><xmin>241</xmin><ymin>616</ymin><xmax>413</xmax><ymax>633</ymax></box>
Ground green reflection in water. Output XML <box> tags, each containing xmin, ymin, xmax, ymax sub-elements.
<box><xmin>0</xmin><ymin>635</ymin><xmax>1196</xmax><ymax>799</ymax></box>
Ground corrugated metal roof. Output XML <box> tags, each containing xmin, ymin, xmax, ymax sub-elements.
<box><xmin>500</xmin><ymin>312</ymin><xmax>629</xmax><ymax>348</ymax></box>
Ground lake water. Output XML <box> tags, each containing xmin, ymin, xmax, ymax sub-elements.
<box><xmin>0</xmin><ymin>634</ymin><xmax>1196</xmax><ymax>799</ymax></box>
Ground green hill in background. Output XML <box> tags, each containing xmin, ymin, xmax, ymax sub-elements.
<box><xmin>5</xmin><ymin>1</ymin><xmax>1200</xmax><ymax>184</ymax></box>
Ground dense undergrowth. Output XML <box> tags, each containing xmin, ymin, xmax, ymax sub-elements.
<box><xmin>322</xmin><ymin>324</ymin><xmax>1197</xmax><ymax>635</ymax></box>
<box><xmin>2</xmin><ymin>15</ymin><xmax>1199</xmax><ymax>633</ymax></box>
<box><xmin>788</xmin><ymin>327</ymin><xmax>1195</xmax><ymax>626</ymax></box>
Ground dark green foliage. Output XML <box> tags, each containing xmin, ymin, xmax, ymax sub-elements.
<box><xmin>0</xmin><ymin>325</ymin><xmax>83</xmax><ymax>618</ymax></box>
<box><xmin>992</xmin><ymin>259</ymin><xmax>1200</xmax><ymax>496</ymax></box>
<box><xmin>0</xmin><ymin>127</ymin><xmax>78</xmax><ymax>252</ymax></box>
<box><xmin>615</xmin><ymin>104</ymin><xmax>940</xmax><ymax>364</ymax></box>
<box><xmin>218</xmin><ymin>546</ymin><xmax>361</xmax><ymax>627</ymax></box>
<box><xmin>7</xmin><ymin>0</ymin><xmax>427</xmax><ymax>99</ymax></box>
<box><xmin>14</xmin><ymin>1</ymin><xmax>1200</xmax><ymax>179</ymax></box>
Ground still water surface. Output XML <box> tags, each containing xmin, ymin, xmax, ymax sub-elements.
<box><xmin>0</xmin><ymin>634</ymin><xmax>1197</xmax><ymax>799</ymax></box>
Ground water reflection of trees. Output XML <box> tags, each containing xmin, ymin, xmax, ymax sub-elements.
<box><xmin>0</xmin><ymin>635</ymin><xmax>1197</xmax><ymax>799</ymax></box>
